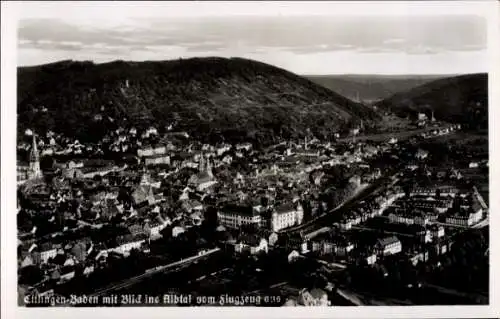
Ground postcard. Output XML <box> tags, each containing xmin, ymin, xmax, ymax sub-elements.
<box><xmin>1</xmin><ymin>1</ymin><xmax>499</xmax><ymax>318</ymax></box>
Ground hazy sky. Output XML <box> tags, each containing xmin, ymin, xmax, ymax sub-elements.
<box><xmin>15</xmin><ymin>2</ymin><xmax>490</xmax><ymax>75</ymax></box>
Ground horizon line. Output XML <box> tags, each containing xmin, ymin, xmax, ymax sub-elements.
<box><xmin>16</xmin><ymin>57</ymin><xmax>488</xmax><ymax>77</ymax></box>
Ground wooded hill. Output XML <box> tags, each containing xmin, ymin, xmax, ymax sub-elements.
<box><xmin>18</xmin><ymin>57</ymin><xmax>379</xmax><ymax>144</ymax></box>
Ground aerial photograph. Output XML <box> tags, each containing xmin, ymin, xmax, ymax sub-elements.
<box><xmin>14</xmin><ymin>2</ymin><xmax>489</xmax><ymax>307</ymax></box>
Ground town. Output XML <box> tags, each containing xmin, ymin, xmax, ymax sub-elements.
<box><xmin>17</xmin><ymin>112</ymin><xmax>489</xmax><ymax>307</ymax></box>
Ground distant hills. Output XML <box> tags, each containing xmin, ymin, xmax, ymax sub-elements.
<box><xmin>18</xmin><ymin>57</ymin><xmax>379</xmax><ymax>144</ymax></box>
<box><xmin>375</xmin><ymin>73</ymin><xmax>488</xmax><ymax>129</ymax></box>
<box><xmin>306</xmin><ymin>74</ymin><xmax>446</xmax><ymax>103</ymax></box>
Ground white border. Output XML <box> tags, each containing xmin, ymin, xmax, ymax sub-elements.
<box><xmin>2</xmin><ymin>1</ymin><xmax>500</xmax><ymax>319</ymax></box>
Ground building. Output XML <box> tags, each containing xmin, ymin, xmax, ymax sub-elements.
<box><xmin>59</xmin><ymin>266</ymin><xmax>76</xmax><ymax>283</ymax></box>
<box><xmin>270</xmin><ymin>203</ymin><xmax>304</xmax><ymax>232</ymax></box>
<box><xmin>336</xmin><ymin>239</ymin><xmax>355</xmax><ymax>257</ymax></box>
<box><xmin>17</xmin><ymin>164</ymin><xmax>30</xmax><ymax>184</ymax></box>
<box><xmin>112</xmin><ymin>234</ymin><xmax>147</xmax><ymax>255</ymax></box>
<box><xmin>145</xmin><ymin>154</ymin><xmax>171</xmax><ymax>166</ymax></box>
<box><xmin>62</xmin><ymin>161</ymin><xmax>84</xmax><ymax>180</ymax></box>
<box><xmin>388</xmin><ymin>211</ymin><xmax>414</xmax><ymax>225</ymax></box>
<box><xmin>430</xmin><ymin>225</ymin><xmax>445</xmax><ymax>240</ymax></box>
<box><xmin>414</xmin><ymin>212</ymin><xmax>430</xmax><ymax>226</ymax></box>
<box><xmin>418</xmin><ymin>112</ymin><xmax>428</xmax><ymax>121</ymax></box>
<box><xmin>38</xmin><ymin>243</ymin><xmax>58</xmax><ymax>264</ymax></box>
<box><xmin>365</xmin><ymin>253</ymin><xmax>377</xmax><ymax>265</ymax></box>
<box><xmin>446</xmin><ymin>210</ymin><xmax>483</xmax><ymax>227</ymax></box>
<box><xmin>132</xmin><ymin>167</ymin><xmax>156</xmax><ymax>206</ymax></box>
<box><xmin>188</xmin><ymin>153</ymin><xmax>217</xmax><ymax>191</ymax></box>
<box><xmin>216</xmin><ymin>144</ymin><xmax>232</xmax><ymax>156</ymax></box>
<box><xmin>350</xmin><ymin>249</ymin><xmax>377</xmax><ymax>265</ymax></box>
<box><xmin>147</xmin><ymin>221</ymin><xmax>169</xmax><ymax>238</ymax></box>
<box><xmin>172</xmin><ymin>226</ymin><xmax>185</xmax><ymax>237</ymax></box>
<box><xmin>410</xmin><ymin>187</ymin><xmax>459</xmax><ymax>198</ymax></box>
<box><xmin>218</xmin><ymin>205</ymin><xmax>262</xmax><ymax>229</ymax></box>
<box><xmin>137</xmin><ymin>145</ymin><xmax>166</xmax><ymax>157</ymax></box>
<box><xmin>415</xmin><ymin>149</ymin><xmax>429</xmax><ymax>160</ymax></box>
<box><xmin>236</xmin><ymin>142</ymin><xmax>252</xmax><ymax>151</ymax></box>
<box><xmin>409</xmin><ymin>251</ymin><xmax>429</xmax><ymax>266</ymax></box>
<box><xmin>469</xmin><ymin>162</ymin><xmax>479</xmax><ymax>168</ymax></box>
<box><xmin>28</xmin><ymin>134</ymin><xmax>43</xmax><ymax>180</ymax></box>
<box><xmin>277</xmin><ymin>233</ymin><xmax>309</xmax><ymax>254</ymax></box>
<box><xmin>234</xmin><ymin>236</ymin><xmax>268</xmax><ymax>255</ymax></box>
<box><xmin>375</xmin><ymin>236</ymin><xmax>402</xmax><ymax>256</ymax></box>
<box><xmin>339</xmin><ymin>218</ymin><xmax>352</xmax><ymax>231</ymax></box>
<box><xmin>469</xmin><ymin>204</ymin><xmax>484</xmax><ymax>224</ymax></box>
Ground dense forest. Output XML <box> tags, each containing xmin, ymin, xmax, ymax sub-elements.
<box><xmin>375</xmin><ymin>73</ymin><xmax>488</xmax><ymax>130</ymax></box>
<box><xmin>18</xmin><ymin>57</ymin><xmax>380</xmax><ymax>145</ymax></box>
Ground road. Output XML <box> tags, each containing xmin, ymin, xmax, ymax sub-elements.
<box><xmin>351</xmin><ymin>225</ymin><xmax>416</xmax><ymax>238</ymax></box>
<box><xmin>472</xmin><ymin>218</ymin><xmax>489</xmax><ymax>229</ymax></box>
<box><xmin>88</xmin><ymin>248</ymin><xmax>221</xmax><ymax>298</ymax></box>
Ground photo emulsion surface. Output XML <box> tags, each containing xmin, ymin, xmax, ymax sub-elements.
<box><xmin>15</xmin><ymin>3</ymin><xmax>490</xmax><ymax>308</ymax></box>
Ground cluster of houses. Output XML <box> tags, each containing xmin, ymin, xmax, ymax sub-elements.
<box><xmin>385</xmin><ymin>185</ymin><xmax>485</xmax><ymax>228</ymax></box>
<box><xmin>18</xmin><ymin>129</ymin><xmax>103</xmax><ymax>158</ymax></box>
<box><xmin>339</xmin><ymin>187</ymin><xmax>404</xmax><ymax>231</ymax></box>
<box><xmin>21</xmin><ymin>122</ymin><xmax>469</xmax><ymax>304</ymax></box>
<box><xmin>420</xmin><ymin>124</ymin><xmax>461</xmax><ymax>139</ymax></box>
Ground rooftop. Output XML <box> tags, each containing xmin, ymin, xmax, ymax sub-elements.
<box><xmin>376</xmin><ymin>236</ymin><xmax>400</xmax><ymax>247</ymax></box>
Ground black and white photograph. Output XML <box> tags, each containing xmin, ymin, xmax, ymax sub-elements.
<box><xmin>1</xmin><ymin>1</ymin><xmax>499</xmax><ymax>318</ymax></box>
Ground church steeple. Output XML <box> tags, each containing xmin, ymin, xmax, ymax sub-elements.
<box><xmin>140</xmin><ymin>165</ymin><xmax>151</xmax><ymax>186</ymax></box>
<box><xmin>206</xmin><ymin>155</ymin><xmax>213</xmax><ymax>178</ymax></box>
<box><xmin>30</xmin><ymin>134</ymin><xmax>39</xmax><ymax>162</ymax></box>
<box><xmin>198</xmin><ymin>152</ymin><xmax>206</xmax><ymax>173</ymax></box>
<box><xmin>29</xmin><ymin>133</ymin><xmax>42</xmax><ymax>179</ymax></box>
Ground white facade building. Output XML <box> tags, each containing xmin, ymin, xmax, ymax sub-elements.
<box><xmin>375</xmin><ymin>236</ymin><xmax>402</xmax><ymax>256</ymax></box>
<box><xmin>271</xmin><ymin>203</ymin><xmax>304</xmax><ymax>232</ymax></box>
<box><xmin>218</xmin><ymin>207</ymin><xmax>262</xmax><ymax>229</ymax></box>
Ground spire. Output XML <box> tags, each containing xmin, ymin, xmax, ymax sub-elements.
<box><xmin>206</xmin><ymin>155</ymin><xmax>213</xmax><ymax>178</ymax></box>
<box><xmin>199</xmin><ymin>152</ymin><xmax>206</xmax><ymax>173</ymax></box>
<box><xmin>28</xmin><ymin>133</ymin><xmax>42</xmax><ymax>179</ymax></box>
<box><xmin>140</xmin><ymin>165</ymin><xmax>150</xmax><ymax>186</ymax></box>
<box><xmin>30</xmin><ymin>134</ymin><xmax>39</xmax><ymax>162</ymax></box>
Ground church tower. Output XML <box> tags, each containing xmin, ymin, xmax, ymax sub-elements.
<box><xmin>206</xmin><ymin>155</ymin><xmax>213</xmax><ymax>178</ymax></box>
<box><xmin>28</xmin><ymin>134</ymin><xmax>42</xmax><ymax>180</ymax></box>
<box><xmin>139</xmin><ymin>164</ymin><xmax>151</xmax><ymax>186</ymax></box>
<box><xmin>198</xmin><ymin>152</ymin><xmax>206</xmax><ymax>173</ymax></box>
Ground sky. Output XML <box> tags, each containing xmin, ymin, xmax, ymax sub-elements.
<box><xmin>14</xmin><ymin>2</ymin><xmax>490</xmax><ymax>75</ymax></box>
